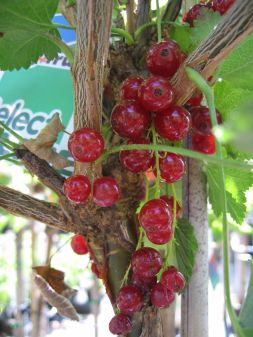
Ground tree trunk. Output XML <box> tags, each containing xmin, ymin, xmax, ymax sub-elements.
<box><xmin>181</xmin><ymin>159</ymin><xmax>208</xmax><ymax>337</ymax></box>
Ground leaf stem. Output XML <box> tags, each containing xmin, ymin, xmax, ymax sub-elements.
<box><xmin>0</xmin><ymin>121</ymin><xmax>24</xmax><ymax>142</ymax></box>
<box><xmin>44</xmin><ymin>34</ymin><xmax>75</xmax><ymax>65</ymax></box>
<box><xmin>0</xmin><ymin>153</ymin><xmax>15</xmax><ymax>161</ymax></box>
<box><xmin>97</xmin><ymin>144</ymin><xmax>253</xmax><ymax>172</ymax></box>
<box><xmin>156</xmin><ymin>0</ymin><xmax>162</xmax><ymax>42</ymax></box>
<box><xmin>111</xmin><ymin>28</ymin><xmax>134</xmax><ymax>45</ymax></box>
<box><xmin>151</xmin><ymin>124</ymin><xmax>161</xmax><ymax>198</ymax></box>
<box><xmin>185</xmin><ymin>67</ymin><xmax>245</xmax><ymax>337</ymax></box>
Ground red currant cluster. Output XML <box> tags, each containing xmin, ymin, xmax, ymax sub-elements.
<box><xmin>183</xmin><ymin>0</ymin><xmax>235</xmax><ymax>26</ymax></box>
<box><xmin>108</xmin><ymin>40</ymin><xmax>191</xmax><ymax>335</ymax></box>
<box><xmin>64</xmin><ymin>128</ymin><xmax>120</xmax><ymax>207</ymax></box>
<box><xmin>70</xmin><ymin>234</ymin><xmax>101</xmax><ymax>278</ymax></box>
<box><xmin>109</xmin><ymin>247</ymin><xmax>185</xmax><ymax>335</ymax></box>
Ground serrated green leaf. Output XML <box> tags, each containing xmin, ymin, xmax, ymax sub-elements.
<box><xmin>207</xmin><ymin>164</ymin><xmax>253</xmax><ymax>224</ymax></box>
<box><xmin>239</xmin><ymin>262</ymin><xmax>253</xmax><ymax>330</ymax></box>
<box><xmin>189</xmin><ymin>8</ymin><xmax>221</xmax><ymax>52</ymax></box>
<box><xmin>174</xmin><ymin>218</ymin><xmax>198</xmax><ymax>283</ymax></box>
<box><xmin>0</xmin><ymin>0</ymin><xmax>61</xmax><ymax>70</ymax></box>
<box><xmin>217</xmin><ymin>33</ymin><xmax>253</xmax><ymax>91</ymax></box>
<box><xmin>214</xmin><ymin>80</ymin><xmax>252</xmax><ymax>121</ymax></box>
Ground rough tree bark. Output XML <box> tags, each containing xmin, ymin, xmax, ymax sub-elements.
<box><xmin>1</xmin><ymin>1</ymin><xmax>253</xmax><ymax>337</ymax></box>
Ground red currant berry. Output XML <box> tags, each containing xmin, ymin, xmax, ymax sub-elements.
<box><xmin>182</xmin><ymin>4</ymin><xmax>210</xmax><ymax>27</ymax></box>
<box><xmin>146</xmin><ymin>226</ymin><xmax>173</xmax><ymax>245</ymax></box>
<box><xmin>71</xmin><ymin>234</ymin><xmax>89</xmax><ymax>255</ymax></box>
<box><xmin>139</xmin><ymin>199</ymin><xmax>172</xmax><ymax>233</ymax></box>
<box><xmin>68</xmin><ymin>128</ymin><xmax>104</xmax><ymax>162</ymax></box>
<box><xmin>158</xmin><ymin>153</ymin><xmax>185</xmax><ymax>183</ymax></box>
<box><xmin>150</xmin><ymin>282</ymin><xmax>175</xmax><ymax>308</ymax></box>
<box><xmin>138</xmin><ymin>77</ymin><xmax>174</xmax><ymax>112</ymax></box>
<box><xmin>91</xmin><ymin>262</ymin><xmax>101</xmax><ymax>278</ymax></box>
<box><xmin>130</xmin><ymin>274</ymin><xmax>157</xmax><ymax>293</ymax></box>
<box><xmin>117</xmin><ymin>285</ymin><xmax>143</xmax><ymax>315</ymax></box>
<box><xmin>63</xmin><ymin>175</ymin><xmax>91</xmax><ymax>204</ymax></box>
<box><xmin>186</xmin><ymin>94</ymin><xmax>203</xmax><ymax>107</ymax></box>
<box><xmin>191</xmin><ymin>106</ymin><xmax>222</xmax><ymax>135</ymax></box>
<box><xmin>120</xmin><ymin>139</ymin><xmax>154</xmax><ymax>173</ymax></box>
<box><xmin>161</xmin><ymin>266</ymin><xmax>186</xmax><ymax>293</ymax></box>
<box><xmin>120</xmin><ymin>76</ymin><xmax>144</xmax><ymax>101</ymax></box>
<box><xmin>131</xmin><ymin>247</ymin><xmax>163</xmax><ymax>278</ymax></box>
<box><xmin>146</xmin><ymin>40</ymin><xmax>182</xmax><ymax>78</ymax></box>
<box><xmin>160</xmin><ymin>195</ymin><xmax>182</xmax><ymax>219</ymax></box>
<box><xmin>109</xmin><ymin>314</ymin><xmax>132</xmax><ymax>335</ymax></box>
<box><xmin>154</xmin><ymin>106</ymin><xmax>191</xmax><ymax>141</ymax></box>
<box><xmin>93</xmin><ymin>177</ymin><xmax>120</xmax><ymax>207</ymax></box>
<box><xmin>111</xmin><ymin>101</ymin><xmax>151</xmax><ymax>139</ymax></box>
<box><xmin>211</xmin><ymin>0</ymin><xmax>235</xmax><ymax>15</ymax></box>
<box><xmin>191</xmin><ymin>131</ymin><xmax>216</xmax><ymax>154</ymax></box>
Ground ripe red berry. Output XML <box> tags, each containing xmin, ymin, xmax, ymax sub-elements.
<box><xmin>186</xmin><ymin>94</ymin><xmax>203</xmax><ymax>107</ymax></box>
<box><xmin>131</xmin><ymin>247</ymin><xmax>163</xmax><ymax>278</ymax></box>
<box><xmin>211</xmin><ymin>0</ymin><xmax>235</xmax><ymax>15</ymax></box>
<box><xmin>109</xmin><ymin>314</ymin><xmax>132</xmax><ymax>335</ymax></box>
<box><xmin>63</xmin><ymin>175</ymin><xmax>91</xmax><ymax>204</ymax></box>
<box><xmin>111</xmin><ymin>101</ymin><xmax>151</xmax><ymax>139</ymax></box>
<box><xmin>154</xmin><ymin>106</ymin><xmax>191</xmax><ymax>141</ymax></box>
<box><xmin>160</xmin><ymin>195</ymin><xmax>182</xmax><ymax>219</ymax></box>
<box><xmin>139</xmin><ymin>199</ymin><xmax>172</xmax><ymax>233</ymax></box>
<box><xmin>117</xmin><ymin>285</ymin><xmax>143</xmax><ymax>315</ymax></box>
<box><xmin>130</xmin><ymin>274</ymin><xmax>157</xmax><ymax>293</ymax></box>
<box><xmin>161</xmin><ymin>266</ymin><xmax>186</xmax><ymax>293</ymax></box>
<box><xmin>182</xmin><ymin>4</ymin><xmax>210</xmax><ymax>27</ymax></box>
<box><xmin>120</xmin><ymin>76</ymin><xmax>144</xmax><ymax>101</ymax></box>
<box><xmin>146</xmin><ymin>40</ymin><xmax>182</xmax><ymax>78</ymax></box>
<box><xmin>146</xmin><ymin>226</ymin><xmax>173</xmax><ymax>245</ymax></box>
<box><xmin>68</xmin><ymin>128</ymin><xmax>104</xmax><ymax>162</ymax></box>
<box><xmin>191</xmin><ymin>131</ymin><xmax>216</xmax><ymax>154</ymax></box>
<box><xmin>191</xmin><ymin>106</ymin><xmax>222</xmax><ymax>135</ymax></box>
<box><xmin>120</xmin><ymin>139</ymin><xmax>154</xmax><ymax>173</ymax></box>
<box><xmin>93</xmin><ymin>177</ymin><xmax>120</xmax><ymax>207</ymax></box>
<box><xmin>150</xmin><ymin>282</ymin><xmax>175</xmax><ymax>308</ymax></box>
<box><xmin>138</xmin><ymin>77</ymin><xmax>174</xmax><ymax>112</ymax></box>
<box><xmin>158</xmin><ymin>153</ymin><xmax>185</xmax><ymax>183</ymax></box>
<box><xmin>71</xmin><ymin>234</ymin><xmax>89</xmax><ymax>255</ymax></box>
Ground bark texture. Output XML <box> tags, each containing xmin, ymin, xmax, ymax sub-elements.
<box><xmin>182</xmin><ymin>159</ymin><xmax>209</xmax><ymax>337</ymax></box>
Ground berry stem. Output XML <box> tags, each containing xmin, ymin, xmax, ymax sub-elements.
<box><xmin>48</xmin><ymin>236</ymin><xmax>72</xmax><ymax>264</ymax></box>
<box><xmin>120</xmin><ymin>227</ymin><xmax>144</xmax><ymax>288</ymax></box>
<box><xmin>144</xmin><ymin>175</ymin><xmax>150</xmax><ymax>203</ymax></box>
<box><xmin>185</xmin><ymin>67</ymin><xmax>244</xmax><ymax>337</ymax></box>
<box><xmin>151</xmin><ymin>123</ymin><xmax>161</xmax><ymax>198</ymax></box>
<box><xmin>96</xmin><ymin>143</ymin><xmax>252</xmax><ymax>172</ymax></box>
<box><xmin>156</xmin><ymin>0</ymin><xmax>162</xmax><ymax>42</ymax></box>
<box><xmin>171</xmin><ymin>183</ymin><xmax>177</xmax><ymax>230</ymax></box>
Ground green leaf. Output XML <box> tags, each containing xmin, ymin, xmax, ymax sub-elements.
<box><xmin>214</xmin><ymin>80</ymin><xmax>252</xmax><ymax>121</ymax></box>
<box><xmin>217</xmin><ymin>33</ymin><xmax>253</xmax><ymax>91</ymax></box>
<box><xmin>170</xmin><ymin>8</ymin><xmax>221</xmax><ymax>53</ymax></box>
<box><xmin>174</xmin><ymin>218</ymin><xmax>198</xmax><ymax>283</ymax></box>
<box><xmin>189</xmin><ymin>8</ymin><xmax>221</xmax><ymax>52</ymax></box>
<box><xmin>0</xmin><ymin>0</ymin><xmax>61</xmax><ymax>70</ymax></box>
<box><xmin>239</xmin><ymin>262</ymin><xmax>253</xmax><ymax>330</ymax></box>
<box><xmin>170</xmin><ymin>24</ymin><xmax>192</xmax><ymax>53</ymax></box>
<box><xmin>207</xmin><ymin>164</ymin><xmax>253</xmax><ymax>224</ymax></box>
<box><xmin>242</xmin><ymin>328</ymin><xmax>253</xmax><ymax>337</ymax></box>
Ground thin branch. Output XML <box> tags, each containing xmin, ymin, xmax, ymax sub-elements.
<box><xmin>126</xmin><ymin>0</ymin><xmax>136</xmax><ymax>35</ymax></box>
<box><xmin>0</xmin><ymin>185</ymin><xmax>75</xmax><ymax>232</ymax></box>
<box><xmin>15</xmin><ymin>147</ymin><xmax>65</xmax><ymax>196</ymax></box>
<box><xmin>172</xmin><ymin>0</ymin><xmax>253</xmax><ymax>104</ymax></box>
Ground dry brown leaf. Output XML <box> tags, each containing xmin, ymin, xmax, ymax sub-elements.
<box><xmin>33</xmin><ymin>266</ymin><xmax>73</xmax><ymax>295</ymax></box>
<box><xmin>34</xmin><ymin>274</ymin><xmax>79</xmax><ymax>321</ymax></box>
<box><xmin>24</xmin><ymin>113</ymin><xmax>70</xmax><ymax>169</ymax></box>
